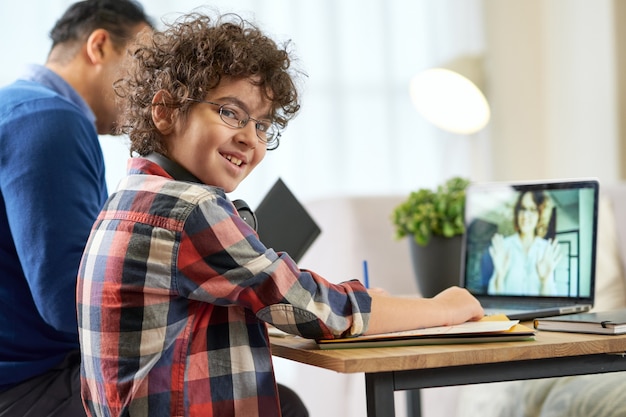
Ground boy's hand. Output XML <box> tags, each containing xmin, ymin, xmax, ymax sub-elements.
<box><xmin>432</xmin><ymin>286</ymin><xmax>485</xmax><ymax>324</ymax></box>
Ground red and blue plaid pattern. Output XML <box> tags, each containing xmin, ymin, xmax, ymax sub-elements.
<box><xmin>77</xmin><ymin>158</ymin><xmax>371</xmax><ymax>417</ymax></box>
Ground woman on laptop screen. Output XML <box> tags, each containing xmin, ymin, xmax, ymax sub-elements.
<box><xmin>488</xmin><ymin>190</ymin><xmax>563</xmax><ymax>296</ymax></box>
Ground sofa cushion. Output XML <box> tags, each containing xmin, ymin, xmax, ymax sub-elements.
<box><xmin>521</xmin><ymin>373</ymin><xmax>626</xmax><ymax>417</ymax></box>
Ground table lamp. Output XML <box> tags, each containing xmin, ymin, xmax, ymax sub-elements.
<box><xmin>409</xmin><ymin>55</ymin><xmax>490</xmax><ymax>135</ymax></box>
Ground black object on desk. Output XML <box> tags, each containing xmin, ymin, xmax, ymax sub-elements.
<box><xmin>256</xmin><ymin>178</ymin><xmax>321</xmax><ymax>263</ymax></box>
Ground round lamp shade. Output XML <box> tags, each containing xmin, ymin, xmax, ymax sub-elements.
<box><xmin>409</xmin><ymin>68</ymin><xmax>490</xmax><ymax>135</ymax></box>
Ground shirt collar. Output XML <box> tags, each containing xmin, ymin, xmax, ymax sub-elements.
<box><xmin>20</xmin><ymin>64</ymin><xmax>96</xmax><ymax>126</ymax></box>
<box><xmin>128</xmin><ymin>156</ymin><xmax>174</xmax><ymax>178</ymax></box>
<box><xmin>127</xmin><ymin>157</ymin><xmax>227</xmax><ymax>198</ymax></box>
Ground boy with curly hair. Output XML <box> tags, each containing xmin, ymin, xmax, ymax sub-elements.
<box><xmin>77</xmin><ymin>12</ymin><xmax>483</xmax><ymax>417</ymax></box>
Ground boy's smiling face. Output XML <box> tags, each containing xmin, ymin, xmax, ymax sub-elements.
<box><xmin>156</xmin><ymin>77</ymin><xmax>272</xmax><ymax>193</ymax></box>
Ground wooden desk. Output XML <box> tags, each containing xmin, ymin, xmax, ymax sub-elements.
<box><xmin>270</xmin><ymin>328</ymin><xmax>626</xmax><ymax>417</ymax></box>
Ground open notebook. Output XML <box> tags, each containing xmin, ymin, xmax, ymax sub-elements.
<box><xmin>460</xmin><ymin>178</ymin><xmax>599</xmax><ymax>320</ymax></box>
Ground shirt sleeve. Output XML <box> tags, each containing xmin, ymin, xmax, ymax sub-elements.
<box><xmin>1</xmin><ymin>103</ymin><xmax>107</xmax><ymax>335</ymax></box>
<box><xmin>175</xmin><ymin>193</ymin><xmax>371</xmax><ymax>339</ymax></box>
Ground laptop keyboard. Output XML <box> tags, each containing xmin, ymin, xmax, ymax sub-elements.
<box><xmin>481</xmin><ymin>299</ymin><xmax>563</xmax><ymax>311</ymax></box>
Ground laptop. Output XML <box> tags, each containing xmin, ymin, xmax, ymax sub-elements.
<box><xmin>460</xmin><ymin>178</ymin><xmax>599</xmax><ymax>320</ymax></box>
<box><xmin>255</xmin><ymin>178</ymin><xmax>321</xmax><ymax>263</ymax></box>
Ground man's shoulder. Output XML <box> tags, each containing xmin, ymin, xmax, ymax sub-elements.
<box><xmin>0</xmin><ymin>79</ymin><xmax>56</xmax><ymax>100</ymax></box>
<box><xmin>0</xmin><ymin>81</ymin><xmax>91</xmax><ymax>143</ymax></box>
<box><xmin>0</xmin><ymin>79</ymin><xmax>79</xmax><ymax>116</ymax></box>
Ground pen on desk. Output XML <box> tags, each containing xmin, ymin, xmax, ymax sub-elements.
<box><xmin>362</xmin><ymin>260</ymin><xmax>369</xmax><ymax>289</ymax></box>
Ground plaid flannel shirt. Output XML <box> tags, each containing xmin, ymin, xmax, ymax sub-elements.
<box><xmin>77</xmin><ymin>158</ymin><xmax>371</xmax><ymax>417</ymax></box>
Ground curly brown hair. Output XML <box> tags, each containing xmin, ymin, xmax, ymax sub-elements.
<box><xmin>114</xmin><ymin>12</ymin><xmax>301</xmax><ymax>155</ymax></box>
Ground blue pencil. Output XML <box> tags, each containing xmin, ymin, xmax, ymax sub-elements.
<box><xmin>362</xmin><ymin>260</ymin><xmax>369</xmax><ymax>289</ymax></box>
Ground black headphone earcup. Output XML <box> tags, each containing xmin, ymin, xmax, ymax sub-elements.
<box><xmin>233</xmin><ymin>199</ymin><xmax>258</xmax><ymax>231</ymax></box>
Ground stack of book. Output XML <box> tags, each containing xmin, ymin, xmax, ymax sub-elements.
<box><xmin>534</xmin><ymin>309</ymin><xmax>626</xmax><ymax>335</ymax></box>
<box><xmin>316</xmin><ymin>315</ymin><xmax>535</xmax><ymax>349</ymax></box>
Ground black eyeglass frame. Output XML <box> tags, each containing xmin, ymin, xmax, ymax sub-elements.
<box><xmin>186</xmin><ymin>98</ymin><xmax>281</xmax><ymax>150</ymax></box>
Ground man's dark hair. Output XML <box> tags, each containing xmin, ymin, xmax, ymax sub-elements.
<box><xmin>49</xmin><ymin>0</ymin><xmax>152</xmax><ymax>52</ymax></box>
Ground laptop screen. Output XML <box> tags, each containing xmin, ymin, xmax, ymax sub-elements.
<box><xmin>461</xmin><ymin>179</ymin><xmax>599</xmax><ymax>301</ymax></box>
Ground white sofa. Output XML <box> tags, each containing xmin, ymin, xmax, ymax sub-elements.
<box><xmin>273</xmin><ymin>183</ymin><xmax>626</xmax><ymax>417</ymax></box>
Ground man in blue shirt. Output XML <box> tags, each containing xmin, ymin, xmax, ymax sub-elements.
<box><xmin>0</xmin><ymin>1</ymin><xmax>152</xmax><ymax>415</ymax></box>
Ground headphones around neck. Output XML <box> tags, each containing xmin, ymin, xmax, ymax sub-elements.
<box><xmin>232</xmin><ymin>199</ymin><xmax>258</xmax><ymax>231</ymax></box>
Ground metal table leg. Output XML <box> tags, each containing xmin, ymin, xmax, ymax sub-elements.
<box><xmin>365</xmin><ymin>372</ymin><xmax>396</xmax><ymax>417</ymax></box>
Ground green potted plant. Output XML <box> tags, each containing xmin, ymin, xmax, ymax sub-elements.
<box><xmin>391</xmin><ymin>176</ymin><xmax>470</xmax><ymax>297</ymax></box>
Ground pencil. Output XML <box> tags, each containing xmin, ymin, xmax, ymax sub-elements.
<box><xmin>362</xmin><ymin>260</ymin><xmax>369</xmax><ymax>289</ymax></box>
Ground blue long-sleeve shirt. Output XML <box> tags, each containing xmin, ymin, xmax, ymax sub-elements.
<box><xmin>0</xmin><ymin>65</ymin><xmax>108</xmax><ymax>390</ymax></box>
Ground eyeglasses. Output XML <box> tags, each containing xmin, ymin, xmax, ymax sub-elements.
<box><xmin>186</xmin><ymin>99</ymin><xmax>280</xmax><ymax>150</ymax></box>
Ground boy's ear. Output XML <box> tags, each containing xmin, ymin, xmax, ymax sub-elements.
<box><xmin>151</xmin><ymin>90</ymin><xmax>177</xmax><ymax>134</ymax></box>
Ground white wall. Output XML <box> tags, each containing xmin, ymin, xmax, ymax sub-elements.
<box><xmin>484</xmin><ymin>0</ymin><xmax>619</xmax><ymax>184</ymax></box>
